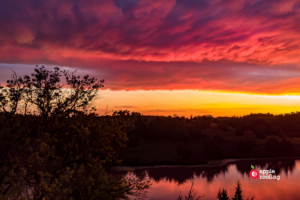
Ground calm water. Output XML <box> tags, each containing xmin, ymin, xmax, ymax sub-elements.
<box><xmin>115</xmin><ymin>158</ymin><xmax>300</xmax><ymax>200</ymax></box>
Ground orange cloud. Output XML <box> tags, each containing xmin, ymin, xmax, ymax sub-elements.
<box><xmin>0</xmin><ymin>0</ymin><xmax>300</xmax><ymax>94</ymax></box>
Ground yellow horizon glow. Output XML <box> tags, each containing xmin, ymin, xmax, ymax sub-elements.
<box><xmin>94</xmin><ymin>89</ymin><xmax>300</xmax><ymax>117</ymax></box>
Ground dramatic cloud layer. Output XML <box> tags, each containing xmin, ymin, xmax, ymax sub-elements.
<box><xmin>0</xmin><ymin>0</ymin><xmax>300</xmax><ymax>94</ymax></box>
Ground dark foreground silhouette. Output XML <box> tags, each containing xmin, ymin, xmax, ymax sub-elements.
<box><xmin>0</xmin><ymin>66</ymin><xmax>150</xmax><ymax>199</ymax></box>
<box><xmin>177</xmin><ymin>181</ymin><xmax>254</xmax><ymax>200</ymax></box>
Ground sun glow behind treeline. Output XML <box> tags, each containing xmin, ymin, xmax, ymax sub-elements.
<box><xmin>95</xmin><ymin>89</ymin><xmax>300</xmax><ymax>117</ymax></box>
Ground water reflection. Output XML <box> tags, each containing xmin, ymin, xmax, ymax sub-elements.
<box><xmin>116</xmin><ymin>158</ymin><xmax>296</xmax><ymax>185</ymax></box>
<box><xmin>235</xmin><ymin>159</ymin><xmax>296</xmax><ymax>178</ymax></box>
<box><xmin>115</xmin><ymin>158</ymin><xmax>300</xmax><ymax>200</ymax></box>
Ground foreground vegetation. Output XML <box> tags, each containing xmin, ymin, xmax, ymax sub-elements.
<box><xmin>177</xmin><ymin>181</ymin><xmax>253</xmax><ymax>200</ymax></box>
<box><xmin>0</xmin><ymin>66</ymin><xmax>149</xmax><ymax>199</ymax></box>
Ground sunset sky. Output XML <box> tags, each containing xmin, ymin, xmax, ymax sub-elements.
<box><xmin>1</xmin><ymin>0</ymin><xmax>300</xmax><ymax>116</ymax></box>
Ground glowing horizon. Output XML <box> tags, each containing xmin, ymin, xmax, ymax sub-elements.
<box><xmin>94</xmin><ymin>89</ymin><xmax>300</xmax><ymax>117</ymax></box>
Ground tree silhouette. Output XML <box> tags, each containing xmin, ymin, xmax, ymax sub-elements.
<box><xmin>177</xmin><ymin>182</ymin><xmax>204</xmax><ymax>200</ymax></box>
<box><xmin>216</xmin><ymin>181</ymin><xmax>254</xmax><ymax>200</ymax></box>
<box><xmin>0</xmin><ymin>66</ymin><xmax>149</xmax><ymax>199</ymax></box>
<box><xmin>217</xmin><ymin>189</ymin><xmax>229</xmax><ymax>200</ymax></box>
<box><xmin>232</xmin><ymin>181</ymin><xmax>243</xmax><ymax>200</ymax></box>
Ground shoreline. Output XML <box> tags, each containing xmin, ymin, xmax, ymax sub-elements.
<box><xmin>114</xmin><ymin>156</ymin><xmax>300</xmax><ymax>171</ymax></box>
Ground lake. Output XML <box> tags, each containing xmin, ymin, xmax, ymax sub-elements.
<box><xmin>114</xmin><ymin>158</ymin><xmax>300</xmax><ymax>200</ymax></box>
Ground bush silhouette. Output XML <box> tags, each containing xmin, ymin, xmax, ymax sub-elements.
<box><xmin>0</xmin><ymin>66</ymin><xmax>149</xmax><ymax>199</ymax></box>
<box><xmin>217</xmin><ymin>181</ymin><xmax>254</xmax><ymax>200</ymax></box>
<box><xmin>217</xmin><ymin>189</ymin><xmax>230</xmax><ymax>200</ymax></box>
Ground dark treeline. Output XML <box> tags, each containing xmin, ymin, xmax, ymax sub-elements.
<box><xmin>123</xmin><ymin>112</ymin><xmax>300</xmax><ymax>140</ymax></box>
<box><xmin>114</xmin><ymin>111</ymin><xmax>300</xmax><ymax>165</ymax></box>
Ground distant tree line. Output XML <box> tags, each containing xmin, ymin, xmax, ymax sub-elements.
<box><xmin>117</xmin><ymin>110</ymin><xmax>299</xmax><ymax>161</ymax></box>
<box><xmin>115</xmin><ymin>111</ymin><xmax>300</xmax><ymax>140</ymax></box>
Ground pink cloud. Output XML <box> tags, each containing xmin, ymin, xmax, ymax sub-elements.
<box><xmin>0</xmin><ymin>0</ymin><xmax>300</xmax><ymax>94</ymax></box>
<box><xmin>1</xmin><ymin>59</ymin><xmax>300</xmax><ymax>95</ymax></box>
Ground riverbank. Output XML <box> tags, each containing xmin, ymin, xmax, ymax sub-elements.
<box><xmin>115</xmin><ymin>157</ymin><xmax>300</xmax><ymax>171</ymax></box>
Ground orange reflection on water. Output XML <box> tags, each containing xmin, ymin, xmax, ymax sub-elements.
<box><xmin>121</xmin><ymin>159</ymin><xmax>300</xmax><ymax>200</ymax></box>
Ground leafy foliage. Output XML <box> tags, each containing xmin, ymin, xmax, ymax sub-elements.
<box><xmin>217</xmin><ymin>181</ymin><xmax>254</xmax><ymax>200</ymax></box>
<box><xmin>217</xmin><ymin>189</ymin><xmax>229</xmax><ymax>200</ymax></box>
<box><xmin>0</xmin><ymin>66</ymin><xmax>149</xmax><ymax>199</ymax></box>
